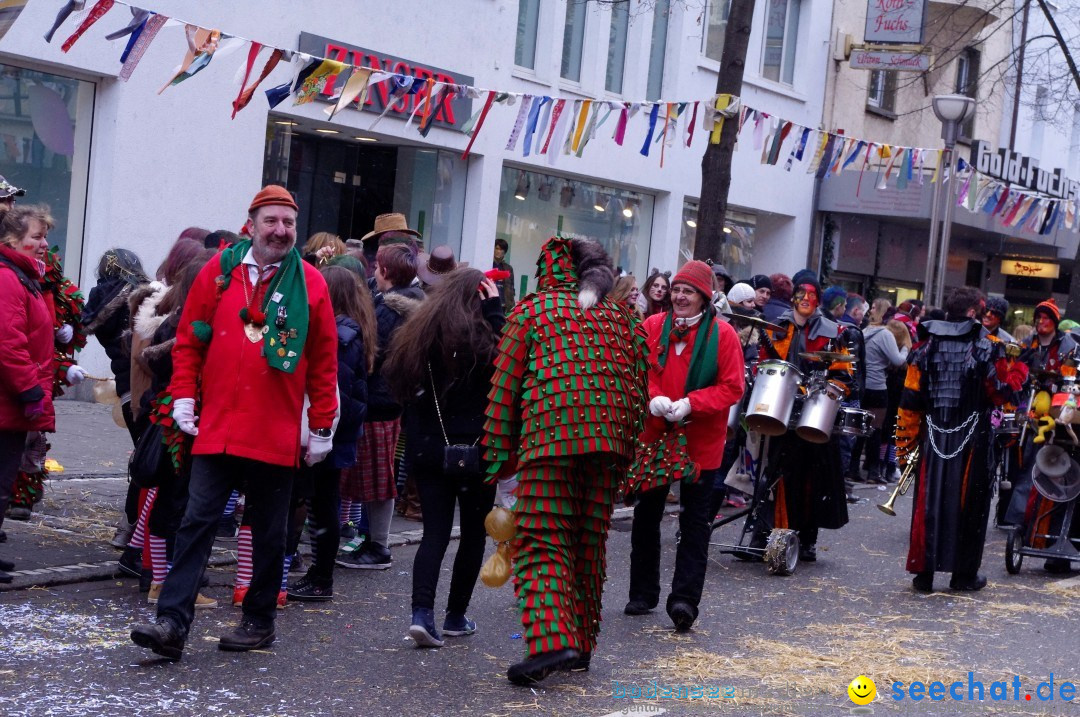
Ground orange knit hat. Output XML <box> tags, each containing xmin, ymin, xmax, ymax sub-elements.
<box><xmin>248</xmin><ymin>185</ymin><xmax>298</xmax><ymax>213</ymax></box>
<box><xmin>1034</xmin><ymin>298</ymin><xmax>1061</xmax><ymax>325</ymax></box>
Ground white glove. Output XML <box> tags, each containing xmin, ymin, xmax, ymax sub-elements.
<box><xmin>65</xmin><ymin>365</ymin><xmax>86</xmax><ymax>385</ymax></box>
<box><xmin>304</xmin><ymin>432</ymin><xmax>333</xmax><ymax>466</ymax></box>
<box><xmin>172</xmin><ymin>397</ymin><xmax>199</xmax><ymax>436</ymax></box>
<box><xmin>666</xmin><ymin>397</ymin><xmax>692</xmax><ymax>423</ymax></box>
<box><xmin>55</xmin><ymin>324</ymin><xmax>74</xmax><ymax>344</ymax></box>
<box><xmin>649</xmin><ymin>396</ymin><xmax>673</xmax><ymax>417</ymax></box>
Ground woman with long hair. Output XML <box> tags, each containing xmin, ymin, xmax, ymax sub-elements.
<box><xmin>284</xmin><ymin>265</ymin><xmax>375</xmax><ymax>602</ymax></box>
<box><xmin>641</xmin><ymin>270</ymin><xmax>671</xmax><ymax>317</ymax></box>
<box><xmin>860</xmin><ymin>302</ymin><xmax>909</xmax><ymax>483</ymax></box>
<box><xmin>608</xmin><ymin>275</ymin><xmax>643</xmax><ymax>320</ymax></box>
<box><xmin>384</xmin><ymin>267</ymin><xmax>504</xmax><ymax>647</ymax></box>
<box><xmin>303</xmin><ymin>232</ymin><xmax>347</xmax><ymax>266</ymax></box>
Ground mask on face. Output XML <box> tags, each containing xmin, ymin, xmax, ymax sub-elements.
<box><xmin>793</xmin><ymin>284</ymin><xmax>819</xmax><ymax>318</ymax></box>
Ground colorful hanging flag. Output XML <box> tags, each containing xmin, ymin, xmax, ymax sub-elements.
<box><xmin>326</xmin><ymin>67</ymin><xmax>372</xmax><ymax>120</ymax></box>
<box><xmin>62</xmin><ymin>0</ymin><xmax>115</xmax><ymax>53</ymax></box>
<box><xmin>232</xmin><ymin>47</ymin><xmax>283</xmax><ymax>116</ymax></box>
<box><xmin>709</xmin><ymin>94</ymin><xmax>735</xmax><ymax>145</ymax></box>
<box><xmin>294</xmin><ymin>58</ymin><xmax>346</xmax><ymax>105</ymax></box>
<box><xmin>159</xmin><ymin>26</ymin><xmax>222</xmax><ymax>94</ymax></box>
<box><xmin>119</xmin><ymin>12</ymin><xmax>167</xmax><ymax>81</ymax></box>
<box><xmin>461</xmin><ymin>89</ymin><xmax>496</xmax><ymax>159</ymax></box>
<box><xmin>640</xmin><ymin>103</ymin><xmax>660</xmax><ymax>157</ymax></box>
<box><xmin>505</xmin><ymin>94</ymin><xmax>533</xmax><ymax>151</ymax></box>
<box><xmin>540</xmin><ymin>99</ymin><xmax>567</xmax><ymax>154</ymax></box>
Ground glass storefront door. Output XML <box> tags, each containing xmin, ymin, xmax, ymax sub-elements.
<box><xmin>263</xmin><ymin>120</ymin><xmax>466</xmax><ymax>254</ymax></box>
<box><xmin>495</xmin><ymin>165</ymin><xmax>655</xmax><ymax>298</ymax></box>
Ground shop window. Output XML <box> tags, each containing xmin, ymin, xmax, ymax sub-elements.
<box><xmin>702</xmin><ymin>0</ymin><xmax>730</xmax><ymax>62</ymax></box>
<box><xmin>866</xmin><ymin>70</ymin><xmax>896</xmax><ymax>115</ymax></box>
<box><xmin>681</xmin><ymin>199</ymin><xmax>756</xmax><ymax>278</ymax></box>
<box><xmin>646</xmin><ymin>0</ymin><xmax>670</xmax><ymax>100</ymax></box>
<box><xmin>954</xmin><ymin>48</ymin><xmax>979</xmax><ymax>141</ymax></box>
<box><xmin>606</xmin><ymin>1</ymin><xmax>630</xmax><ymax>94</ymax></box>
<box><xmin>515</xmin><ymin>0</ymin><xmax>541</xmax><ymax>70</ymax></box>
<box><xmin>761</xmin><ymin>0</ymin><xmax>801</xmax><ymax>85</ymax></box>
<box><xmin>0</xmin><ymin>64</ymin><xmax>93</xmax><ymax>269</ymax></box>
<box><xmin>496</xmin><ymin>166</ymin><xmax>654</xmax><ymax>297</ymax></box>
<box><xmin>561</xmin><ymin>1</ymin><xmax>588</xmax><ymax>82</ymax></box>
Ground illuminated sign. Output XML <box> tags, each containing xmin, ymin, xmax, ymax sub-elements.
<box><xmin>1000</xmin><ymin>260</ymin><xmax>1060</xmax><ymax>279</ymax></box>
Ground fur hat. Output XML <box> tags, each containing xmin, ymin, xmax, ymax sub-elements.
<box><xmin>985</xmin><ymin>296</ymin><xmax>1009</xmax><ymax>318</ymax></box>
<box><xmin>672</xmin><ymin>260</ymin><xmax>715</xmax><ymax>301</ymax></box>
<box><xmin>727</xmin><ymin>282</ymin><xmax>757</xmax><ymax>305</ymax></box>
<box><xmin>570</xmin><ymin>238</ymin><xmax>615</xmax><ymax>310</ymax></box>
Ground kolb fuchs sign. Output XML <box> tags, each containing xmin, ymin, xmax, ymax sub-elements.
<box><xmin>864</xmin><ymin>0</ymin><xmax>928</xmax><ymax>44</ymax></box>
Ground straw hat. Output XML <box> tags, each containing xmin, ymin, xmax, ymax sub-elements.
<box><xmin>361</xmin><ymin>212</ymin><xmax>421</xmax><ymax>243</ymax></box>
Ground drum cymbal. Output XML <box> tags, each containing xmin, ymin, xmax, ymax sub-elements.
<box><xmin>721</xmin><ymin>312</ymin><xmax>783</xmax><ymax>333</ymax></box>
<box><xmin>798</xmin><ymin>351</ymin><xmax>857</xmax><ymax>363</ymax></box>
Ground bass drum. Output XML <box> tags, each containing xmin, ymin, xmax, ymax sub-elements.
<box><xmin>745</xmin><ymin>360</ymin><xmax>803</xmax><ymax>436</ymax></box>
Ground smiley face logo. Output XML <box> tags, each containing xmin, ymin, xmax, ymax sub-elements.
<box><xmin>848</xmin><ymin>675</ymin><xmax>876</xmax><ymax>705</ymax></box>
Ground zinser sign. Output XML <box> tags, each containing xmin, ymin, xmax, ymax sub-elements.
<box><xmin>971</xmin><ymin>140</ymin><xmax>1080</xmax><ymax>201</ymax></box>
<box><xmin>298</xmin><ymin>32</ymin><xmax>474</xmax><ymax>130</ymax></box>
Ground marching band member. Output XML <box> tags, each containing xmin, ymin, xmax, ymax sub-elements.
<box><xmin>1003</xmin><ymin>299</ymin><xmax>1078</xmax><ymax>530</ymax></box>
<box><xmin>895</xmin><ymin>288</ymin><xmax>1016</xmax><ymax>592</ymax></box>
<box><xmin>751</xmin><ymin>269</ymin><xmax>852</xmax><ymax>563</ymax></box>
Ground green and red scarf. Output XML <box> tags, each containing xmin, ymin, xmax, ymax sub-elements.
<box><xmin>656</xmin><ymin>304</ymin><xmax>720</xmax><ymax>393</ymax></box>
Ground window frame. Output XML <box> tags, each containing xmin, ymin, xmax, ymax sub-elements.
<box><xmin>760</xmin><ymin>0</ymin><xmax>801</xmax><ymax>86</ymax></box>
<box><xmin>561</xmin><ymin>0</ymin><xmax>588</xmax><ymax>83</ymax></box>
<box><xmin>605</xmin><ymin>1</ymin><xmax>630</xmax><ymax>94</ymax></box>
<box><xmin>866</xmin><ymin>69</ymin><xmax>897</xmax><ymax>117</ymax></box>
<box><xmin>514</xmin><ymin>0</ymin><xmax>542</xmax><ymax>70</ymax></box>
<box><xmin>647</xmin><ymin>0</ymin><xmax>671</xmax><ymax>100</ymax></box>
<box><xmin>701</xmin><ymin>0</ymin><xmax>730</xmax><ymax>63</ymax></box>
<box><xmin>954</xmin><ymin>47</ymin><xmax>979</xmax><ymax>142</ymax></box>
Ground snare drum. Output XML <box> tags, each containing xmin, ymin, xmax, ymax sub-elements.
<box><xmin>745</xmin><ymin>360</ymin><xmax>803</xmax><ymax>436</ymax></box>
<box><xmin>835</xmin><ymin>407</ymin><xmax>874</xmax><ymax>437</ymax></box>
<box><xmin>796</xmin><ymin>380</ymin><xmax>846</xmax><ymax>444</ymax></box>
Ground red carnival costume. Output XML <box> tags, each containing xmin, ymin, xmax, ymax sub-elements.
<box><xmin>482</xmin><ymin>237</ymin><xmax>648</xmax><ymax>685</ymax></box>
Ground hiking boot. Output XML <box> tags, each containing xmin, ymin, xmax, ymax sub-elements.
<box><xmin>287</xmin><ymin>576</ymin><xmax>333</xmax><ymax>602</ymax></box>
<box><xmin>117</xmin><ymin>547</ymin><xmax>142</xmax><ymax>578</ymax></box>
<box><xmin>335</xmin><ymin>543</ymin><xmax>391</xmax><ymax>570</ymax></box>
<box><xmin>507</xmin><ymin>648</ymin><xmax>579</xmax><ymax>686</ymax></box>
<box><xmin>6</xmin><ymin>504</ymin><xmax>31</xmax><ymax>521</ymax></box>
<box><xmin>409</xmin><ymin>607</ymin><xmax>444</xmax><ymax>648</ymax></box>
<box><xmin>442</xmin><ymin>613</ymin><xmax>476</xmax><ymax>637</ymax></box>
<box><xmin>799</xmin><ymin>544</ymin><xmax>817</xmax><ymax>562</ymax></box>
<box><xmin>949</xmin><ymin>573</ymin><xmax>987</xmax><ymax>592</ymax></box>
<box><xmin>131</xmin><ymin>617</ymin><xmax>186</xmax><ymax>660</ymax></box>
<box><xmin>148</xmin><ymin>583</ymin><xmax>217</xmax><ymax>609</ymax></box>
<box><xmin>218</xmin><ymin>619</ymin><xmax>275</xmax><ymax>651</ymax></box>
<box><xmin>912</xmin><ymin>571</ymin><xmax>934</xmax><ymax>593</ymax></box>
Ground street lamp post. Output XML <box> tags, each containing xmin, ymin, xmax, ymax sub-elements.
<box><xmin>924</xmin><ymin>94</ymin><xmax>976</xmax><ymax>307</ymax></box>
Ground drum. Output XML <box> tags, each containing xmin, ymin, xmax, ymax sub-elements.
<box><xmin>728</xmin><ymin>365</ymin><xmax>754</xmax><ymax>435</ymax></box>
<box><xmin>993</xmin><ymin>411</ymin><xmax>1020</xmax><ymax>435</ymax></box>
<box><xmin>796</xmin><ymin>380</ymin><xmax>846</xmax><ymax>444</ymax></box>
<box><xmin>745</xmin><ymin>360</ymin><xmax>803</xmax><ymax>436</ymax></box>
<box><xmin>835</xmin><ymin>407</ymin><xmax>873</xmax><ymax>437</ymax></box>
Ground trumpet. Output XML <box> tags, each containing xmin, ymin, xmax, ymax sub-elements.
<box><xmin>877</xmin><ymin>446</ymin><xmax>920</xmax><ymax>517</ymax></box>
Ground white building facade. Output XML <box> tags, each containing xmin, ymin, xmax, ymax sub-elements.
<box><xmin>0</xmin><ymin>0</ymin><xmax>833</xmax><ymax>378</ymax></box>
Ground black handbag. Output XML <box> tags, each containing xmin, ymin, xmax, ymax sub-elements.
<box><xmin>429</xmin><ymin>363</ymin><xmax>481</xmax><ymax>476</ymax></box>
<box><xmin>129</xmin><ymin>422</ymin><xmax>169</xmax><ymax>488</ymax></box>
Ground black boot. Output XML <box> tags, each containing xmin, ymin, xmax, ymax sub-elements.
<box><xmin>130</xmin><ymin>617</ymin><xmax>186</xmax><ymax>660</ymax></box>
<box><xmin>507</xmin><ymin>648</ymin><xmax>579</xmax><ymax>686</ymax></box>
<box><xmin>949</xmin><ymin>573</ymin><xmax>987</xmax><ymax>591</ymax></box>
<box><xmin>218</xmin><ymin>619</ymin><xmax>276</xmax><ymax>651</ymax></box>
<box><xmin>668</xmin><ymin>601</ymin><xmax>696</xmax><ymax>632</ymax></box>
<box><xmin>912</xmin><ymin>571</ymin><xmax>934</xmax><ymax>593</ymax></box>
<box><xmin>570</xmin><ymin>652</ymin><xmax>592</xmax><ymax>672</ymax></box>
<box><xmin>117</xmin><ymin>546</ymin><xmax>142</xmax><ymax>578</ymax></box>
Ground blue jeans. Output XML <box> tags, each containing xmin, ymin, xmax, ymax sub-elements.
<box><xmin>156</xmin><ymin>454</ymin><xmax>294</xmax><ymax>633</ymax></box>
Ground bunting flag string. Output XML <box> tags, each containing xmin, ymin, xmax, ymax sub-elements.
<box><xmin>37</xmin><ymin>0</ymin><xmax>1080</xmax><ymax>233</ymax></box>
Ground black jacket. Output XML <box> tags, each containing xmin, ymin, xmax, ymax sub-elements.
<box><xmin>367</xmin><ymin>286</ymin><xmax>425</xmax><ymax>422</ymax></box>
<box><xmin>83</xmin><ymin>278</ymin><xmax>139</xmax><ymax>398</ymax></box>
<box><xmin>403</xmin><ymin>297</ymin><xmax>506</xmax><ymax>470</ymax></box>
<box><xmin>330</xmin><ymin>315</ymin><xmax>369</xmax><ymax>468</ymax></box>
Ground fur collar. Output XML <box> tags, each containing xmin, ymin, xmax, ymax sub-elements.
<box><xmin>84</xmin><ymin>284</ymin><xmax>133</xmax><ymax>333</ymax></box>
<box><xmin>132</xmin><ymin>282</ymin><xmax>168</xmax><ymax>340</ymax></box>
<box><xmin>382</xmin><ymin>290</ymin><xmax>423</xmax><ymax>318</ymax></box>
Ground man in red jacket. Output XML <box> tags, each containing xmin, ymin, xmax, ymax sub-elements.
<box><xmin>625</xmin><ymin>260</ymin><xmax>744</xmax><ymax>632</ymax></box>
<box><xmin>131</xmin><ymin>186</ymin><xmax>338</xmax><ymax>660</ymax></box>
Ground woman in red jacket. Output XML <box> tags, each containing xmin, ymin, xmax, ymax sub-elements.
<box><xmin>0</xmin><ymin>205</ymin><xmax>57</xmax><ymax>581</ymax></box>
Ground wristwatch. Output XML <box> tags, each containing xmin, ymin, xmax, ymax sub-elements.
<box><xmin>312</xmin><ymin>428</ymin><xmax>332</xmax><ymax>438</ymax></box>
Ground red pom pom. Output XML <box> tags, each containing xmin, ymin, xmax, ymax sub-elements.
<box><xmin>485</xmin><ymin>269</ymin><xmax>511</xmax><ymax>281</ymax></box>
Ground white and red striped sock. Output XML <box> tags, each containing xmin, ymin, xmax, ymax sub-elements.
<box><xmin>339</xmin><ymin>498</ymin><xmax>352</xmax><ymax>526</ymax></box>
<box><xmin>148</xmin><ymin>534</ymin><xmax>168</xmax><ymax>583</ymax></box>
<box><xmin>130</xmin><ymin>487</ymin><xmax>156</xmax><ymax>552</ymax></box>
<box><xmin>236</xmin><ymin>525</ymin><xmax>253</xmax><ymax>587</ymax></box>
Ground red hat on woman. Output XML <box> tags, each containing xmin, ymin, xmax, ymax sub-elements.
<box><xmin>671</xmin><ymin>260</ymin><xmax>715</xmax><ymax>300</ymax></box>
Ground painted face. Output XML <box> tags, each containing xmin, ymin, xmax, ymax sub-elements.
<box><xmin>982</xmin><ymin>312</ymin><xmax>1002</xmax><ymax>331</ymax></box>
<box><xmin>793</xmin><ymin>284</ymin><xmax>819</xmax><ymax>318</ymax></box>
<box><xmin>13</xmin><ymin>218</ymin><xmax>49</xmax><ymax>261</ymax></box>
<box><xmin>754</xmin><ymin>287</ymin><xmax>770</xmax><ymax>307</ymax></box>
<box><xmin>248</xmin><ymin>204</ymin><xmax>297</xmax><ymax>265</ymax></box>
<box><xmin>1036</xmin><ymin>313</ymin><xmax>1056</xmax><ymax>337</ymax></box>
<box><xmin>670</xmin><ymin>283</ymin><xmax>705</xmax><ymax>318</ymax></box>
<box><xmin>649</xmin><ymin>278</ymin><xmax>669</xmax><ymax>302</ymax></box>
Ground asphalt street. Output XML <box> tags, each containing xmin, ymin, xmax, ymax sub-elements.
<box><xmin>0</xmin><ymin>402</ymin><xmax>1078</xmax><ymax>716</ymax></box>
